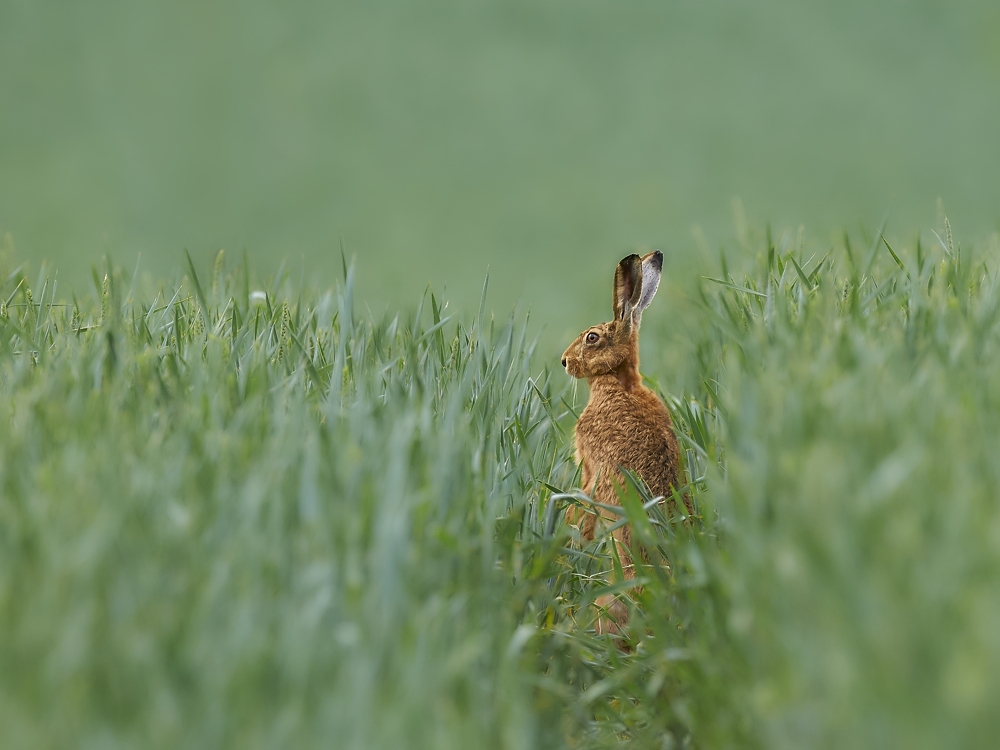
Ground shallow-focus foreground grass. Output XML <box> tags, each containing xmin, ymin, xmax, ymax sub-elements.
<box><xmin>3</xmin><ymin>224</ymin><xmax>1000</xmax><ymax>749</ymax></box>
<box><xmin>684</xmin><ymin>225</ymin><xmax>1000</xmax><ymax>750</ymax></box>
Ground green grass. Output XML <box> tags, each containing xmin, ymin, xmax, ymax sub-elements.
<box><xmin>2</xmin><ymin>223</ymin><xmax>1000</xmax><ymax>748</ymax></box>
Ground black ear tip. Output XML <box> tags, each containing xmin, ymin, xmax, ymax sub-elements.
<box><xmin>651</xmin><ymin>250</ymin><xmax>663</xmax><ymax>268</ymax></box>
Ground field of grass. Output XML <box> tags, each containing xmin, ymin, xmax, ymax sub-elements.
<box><xmin>3</xmin><ymin>220</ymin><xmax>1000</xmax><ymax>748</ymax></box>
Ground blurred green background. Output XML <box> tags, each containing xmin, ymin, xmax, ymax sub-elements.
<box><xmin>2</xmin><ymin>0</ymin><xmax>999</xmax><ymax>344</ymax></box>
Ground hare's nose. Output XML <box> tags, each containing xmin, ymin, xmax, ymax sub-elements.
<box><xmin>561</xmin><ymin>357</ymin><xmax>567</xmax><ymax>368</ymax></box>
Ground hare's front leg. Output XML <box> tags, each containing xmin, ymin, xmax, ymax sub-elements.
<box><xmin>594</xmin><ymin>519</ymin><xmax>635</xmax><ymax>644</ymax></box>
<box><xmin>565</xmin><ymin>455</ymin><xmax>596</xmax><ymax>536</ymax></box>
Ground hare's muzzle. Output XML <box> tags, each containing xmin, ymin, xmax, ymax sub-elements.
<box><xmin>561</xmin><ymin>357</ymin><xmax>567</xmax><ymax>368</ymax></box>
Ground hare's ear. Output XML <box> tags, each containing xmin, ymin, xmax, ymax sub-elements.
<box><xmin>635</xmin><ymin>250</ymin><xmax>663</xmax><ymax>316</ymax></box>
<box><xmin>613</xmin><ymin>254</ymin><xmax>644</xmax><ymax>324</ymax></box>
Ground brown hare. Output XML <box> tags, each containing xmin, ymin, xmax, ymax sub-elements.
<box><xmin>561</xmin><ymin>251</ymin><xmax>682</xmax><ymax>640</ymax></box>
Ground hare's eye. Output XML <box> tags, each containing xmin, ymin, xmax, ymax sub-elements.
<box><xmin>585</xmin><ymin>332</ymin><xmax>599</xmax><ymax>344</ymax></box>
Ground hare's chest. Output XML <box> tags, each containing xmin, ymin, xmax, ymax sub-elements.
<box><xmin>575</xmin><ymin>391</ymin><xmax>645</xmax><ymax>464</ymax></box>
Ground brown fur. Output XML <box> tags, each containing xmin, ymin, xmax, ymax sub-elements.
<box><xmin>561</xmin><ymin>251</ymin><xmax>682</xmax><ymax>641</ymax></box>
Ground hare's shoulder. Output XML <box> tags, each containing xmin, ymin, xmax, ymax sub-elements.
<box><xmin>577</xmin><ymin>385</ymin><xmax>673</xmax><ymax>451</ymax></box>
<box><xmin>581</xmin><ymin>382</ymin><xmax>670</xmax><ymax>420</ymax></box>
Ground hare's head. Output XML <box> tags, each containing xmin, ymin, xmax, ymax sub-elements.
<box><xmin>561</xmin><ymin>251</ymin><xmax>662</xmax><ymax>383</ymax></box>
